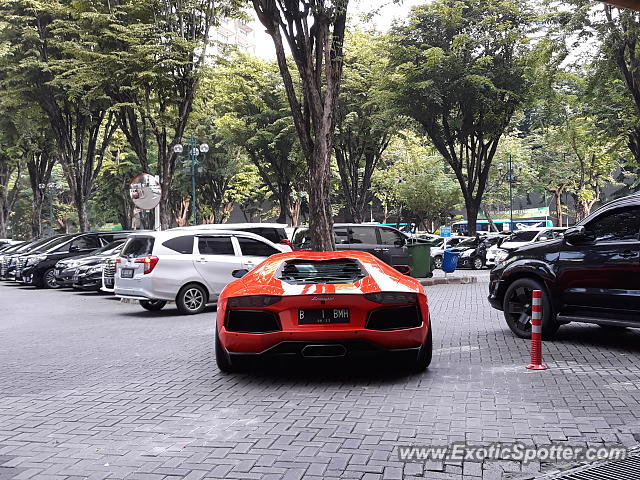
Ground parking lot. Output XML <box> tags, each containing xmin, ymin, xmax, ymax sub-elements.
<box><xmin>1</xmin><ymin>279</ymin><xmax>640</xmax><ymax>480</ymax></box>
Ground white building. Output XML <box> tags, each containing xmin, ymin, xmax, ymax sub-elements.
<box><xmin>212</xmin><ymin>18</ymin><xmax>256</xmax><ymax>55</ymax></box>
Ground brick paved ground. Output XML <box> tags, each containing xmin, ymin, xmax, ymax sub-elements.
<box><xmin>1</xmin><ymin>277</ymin><xmax>639</xmax><ymax>479</ymax></box>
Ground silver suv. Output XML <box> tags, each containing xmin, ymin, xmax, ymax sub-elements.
<box><xmin>114</xmin><ymin>230</ymin><xmax>291</xmax><ymax>315</ymax></box>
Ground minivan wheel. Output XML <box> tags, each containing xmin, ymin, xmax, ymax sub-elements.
<box><xmin>433</xmin><ymin>256</ymin><xmax>443</xmax><ymax>269</ymax></box>
<box><xmin>140</xmin><ymin>300</ymin><xmax>166</xmax><ymax>312</ymax></box>
<box><xmin>43</xmin><ymin>269</ymin><xmax>59</xmax><ymax>289</ymax></box>
<box><xmin>472</xmin><ymin>257</ymin><xmax>483</xmax><ymax>270</ymax></box>
<box><xmin>503</xmin><ymin>278</ymin><xmax>558</xmax><ymax>340</ymax></box>
<box><xmin>176</xmin><ymin>284</ymin><xmax>207</xmax><ymax>315</ymax></box>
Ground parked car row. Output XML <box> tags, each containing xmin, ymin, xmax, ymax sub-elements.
<box><xmin>1</xmin><ymin>223</ymin><xmax>425</xmax><ymax>316</ymax></box>
<box><xmin>0</xmin><ymin>225</ymin><xmax>295</xmax><ymax>315</ymax></box>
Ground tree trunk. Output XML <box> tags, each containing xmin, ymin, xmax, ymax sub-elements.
<box><xmin>0</xmin><ymin>160</ymin><xmax>22</xmax><ymax>238</ymax></box>
<box><xmin>308</xmin><ymin>145</ymin><xmax>334</xmax><ymax>250</ymax></box>
<box><xmin>31</xmin><ymin>194</ymin><xmax>45</xmax><ymax>238</ymax></box>
<box><xmin>465</xmin><ymin>200</ymin><xmax>480</xmax><ymax>236</ymax></box>
<box><xmin>276</xmin><ymin>190</ymin><xmax>288</xmax><ymax>224</ymax></box>
<box><xmin>549</xmin><ymin>187</ymin><xmax>564</xmax><ymax>227</ymax></box>
<box><xmin>289</xmin><ymin>199</ymin><xmax>301</xmax><ymax>227</ymax></box>
<box><xmin>75</xmin><ymin>197</ymin><xmax>89</xmax><ymax>232</ymax></box>
<box><xmin>573</xmin><ymin>194</ymin><xmax>597</xmax><ymax>223</ymax></box>
<box><xmin>481</xmin><ymin>205</ymin><xmax>498</xmax><ymax>232</ymax></box>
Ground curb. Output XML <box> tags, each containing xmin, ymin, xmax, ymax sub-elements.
<box><xmin>418</xmin><ymin>276</ymin><xmax>477</xmax><ymax>286</ymax></box>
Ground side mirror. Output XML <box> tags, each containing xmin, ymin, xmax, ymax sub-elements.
<box><xmin>564</xmin><ymin>225</ymin><xmax>588</xmax><ymax>244</ymax></box>
<box><xmin>69</xmin><ymin>245</ymin><xmax>80</xmax><ymax>253</ymax></box>
<box><xmin>232</xmin><ymin>269</ymin><xmax>249</xmax><ymax>279</ymax></box>
<box><xmin>395</xmin><ymin>238</ymin><xmax>406</xmax><ymax>247</ymax></box>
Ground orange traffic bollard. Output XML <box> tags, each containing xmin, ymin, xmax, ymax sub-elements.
<box><xmin>526</xmin><ymin>289</ymin><xmax>548</xmax><ymax>371</ymax></box>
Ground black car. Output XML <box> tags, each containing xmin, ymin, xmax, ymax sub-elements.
<box><xmin>17</xmin><ymin>232</ymin><xmax>132</xmax><ymax>288</ymax></box>
<box><xmin>293</xmin><ymin>224</ymin><xmax>411</xmax><ymax>272</ymax></box>
<box><xmin>448</xmin><ymin>235</ymin><xmax>501</xmax><ymax>270</ymax></box>
<box><xmin>0</xmin><ymin>236</ymin><xmax>65</xmax><ymax>280</ymax></box>
<box><xmin>55</xmin><ymin>240</ymin><xmax>126</xmax><ymax>288</ymax></box>
<box><xmin>489</xmin><ymin>193</ymin><xmax>640</xmax><ymax>339</ymax></box>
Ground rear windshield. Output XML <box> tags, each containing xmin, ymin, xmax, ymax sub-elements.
<box><xmin>509</xmin><ymin>231</ymin><xmax>538</xmax><ymax>242</ymax></box>
<box><xmin>278</xmin><ymin>259</ymin><xmax>367</xmax><ymax>284</ymax></box>
<box><xmin>121</xmin><ymin>237</ymin><xmax>155</xmax><ymax>258</ymax></box>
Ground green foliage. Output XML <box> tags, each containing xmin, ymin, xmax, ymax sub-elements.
<box><xmin>389</xmin><ymin>0</ymin><xmax>533</xmax><ymax>233</ymax></box>
<box><xmin>211</xmin><ymin>54</ymin><xmax>305</xmax><ymax>224</ymax></box>
<box><xmin>372</xmin><ymin>132</ymin><xmax>462</xmax><ymax>229</ymax></box>
<box><xmin>334</xmin><ymin>30</ymin><xmax>403</xmax><ymax>222</ymax></box>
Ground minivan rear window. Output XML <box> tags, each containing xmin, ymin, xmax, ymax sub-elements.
<box><xmin>122</xmin><ymin>237</ymin><xmax>155</xmax><ymax>257</ymax></box>
<box><xmin>162</xmin><ymin>235</ymin><xmax>194</xmax><ymax>254</ymax></box>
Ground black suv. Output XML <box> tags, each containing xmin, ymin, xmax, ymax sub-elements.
<box><xmin>293</xmin><ymin>224</ymin><xmax>411</xmax><ymax>271</ymax></box>
<box><xmin>489</xmin><ymin>193</ymin><xmax>640</xmax><ymax>338</ymax></box>
<box><xmin>0</xmin><ymin>236</ymin><xmax>66</xmax><ymax>280</ymax></box>
<box><xmin>17</xmin><ymin>231</ymin><xmax>132</xmax><ymax>288</ymax></box>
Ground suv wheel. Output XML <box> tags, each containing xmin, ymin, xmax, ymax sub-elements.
<box><xmin>433</xmin><ymin>256</ymin><xmax>443</xmax><ymax>269</ymax></box>
<box><xmin>472</xmin><ymin>257</ymin><xmax>483</xmax><ymax>270</ymax></box>
<box><xmin>503</xmin><ymin>278</ymin><xmax>559</xmax><ymax>339</ymax></box>
<box><xmin>176</xmin><ymin>284</ymin><xmax>207</xmax><ymax>315</ymax></box>
<box><xmin>43</xmin><ymin>268</ymin><xmax>59</xmax><ymax>289</ymax></box>
<box><xmin>140</xmin><ymin>300</ymin><xmax>166</xmax><ymax>312</ymax></box>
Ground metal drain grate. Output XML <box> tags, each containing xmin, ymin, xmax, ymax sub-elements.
<box><xmin>548</xmin><ymin>446</ymin><xmax>640</xmax><ymax>479</ymax></box>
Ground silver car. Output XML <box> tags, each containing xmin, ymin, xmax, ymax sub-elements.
<box><xmin>114</xmin><ymin>229</ymin><xmax>292</xmax><ymax>315</ymax></box>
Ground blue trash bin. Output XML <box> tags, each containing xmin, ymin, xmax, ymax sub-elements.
<box><xmin>442</xmin><ymin>249</ymin><xmax>461</xmax><ymax>273</ymax></box>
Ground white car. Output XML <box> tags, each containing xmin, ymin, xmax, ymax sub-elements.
<box><xmin>114</xmin><ymin>229</ymin><xmax>292</xmax><ymax>314</ymax></box>
<box><xmin>490</xmin><ymin>227</ymin><xmax>566</xmax><ymax>266</ymax></box>
<box><xmin>173</xmin><ymin>223</ymin><xmax>292</xmax><ymax>247</ymax></box>
<box><xmin>430</xmin><ymin>236</ymin><xmax>471</xmax><ymax>269</ymax></box>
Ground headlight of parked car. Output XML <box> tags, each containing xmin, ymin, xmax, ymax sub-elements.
<box><xmin>26</xmin><ymin>255</ymin><xmax>47</xmax><ymax>266</ymax></box>
<box><xmin>87</xmin><ymin>265</ymin><xmax>103</xmax><ymax>274</ymax></box>
<box><xmin>494</xmin><ymin>250</ymin><xmax>510</xmax><ymax>265</ymax></box>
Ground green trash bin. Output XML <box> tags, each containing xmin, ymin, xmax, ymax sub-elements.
<box><xmin>407</xmin><ymin>241</ymin><xmax>432</xmax><ymax>278</ymax></box>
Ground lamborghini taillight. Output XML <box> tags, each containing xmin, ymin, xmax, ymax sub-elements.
<box><xmin>227</xmin><ymin>295</ymin><xmax>281</xmax><ymax>308</ymax></box>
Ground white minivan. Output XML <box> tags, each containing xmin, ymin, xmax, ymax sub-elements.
<box><xmin>115</xmin><ymin>229</ymin><xmax>291</xmax><ymax>315</ymax></box>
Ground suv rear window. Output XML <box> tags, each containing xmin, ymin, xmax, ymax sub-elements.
<box><xmin>162</xmin><ymin>235</ymin><xmax>194</xmax><ymax>254</ymax></box>
<box><xmin>244</xmin><ymin>228</ymin><xmax>285</xmax><ymax>244</ymax></box>
<box><xmin>278</xmin><ymin>259</ymin><xmax>367</xmax><ymax>284</ymax></box>
<box><xmin>122</xmin><ymin>237</ymin><xmax>155</xmax><ymax>257</ymax></box>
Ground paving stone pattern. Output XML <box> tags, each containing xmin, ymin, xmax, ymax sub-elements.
<box><xmin>1</xmin><ymin>278</ymin><xmax>639</xmax><ymax>479</ymax></box>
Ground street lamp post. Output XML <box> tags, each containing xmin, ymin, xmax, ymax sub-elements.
<box><xmin>174</xmin><ymin>136</ymin><xmax>209</xmax><ymax>226</ymax></box>
<box><xmin>509</xmin><ymin>153</ymin><xmax>514</xmax><ymax>232</ymax></box>
<box><xmin>498</xmin><ymin>154</ymin><xmax>521</xmax><ymax>232</ymax></box>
